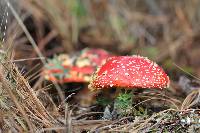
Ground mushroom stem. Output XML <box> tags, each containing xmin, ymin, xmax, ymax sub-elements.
<box><xmin>75</xmin><ymin>85</ymin><xmax>98</xmax><ymax>107</ymax></box>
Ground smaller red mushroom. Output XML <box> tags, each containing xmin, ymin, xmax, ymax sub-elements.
<box><xmin>43</xmin><ymin>48</ymin><xmax>112</xmax><ymax>84</ymax></box>
<box><xmin>43</xmin><ymin>48</ymin><xmax>112</xmax><ymax>108</ymax></box>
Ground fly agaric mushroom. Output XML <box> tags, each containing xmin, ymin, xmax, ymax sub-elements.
<box><xmin>43</xmin><ymin>48</ymin><xmax>112</xmax><ymax>108</ymax></box>
<box><xmin>43</xmin><ymin>48</ymin><xmax>111</xmax><ymax>84</ymax></box>
<box><xmin>89</xmin><ymin>55</ymin><xmax>170</xmax><ymax>118</ymax></box>
<box><xmin>89</xmin><ymin>55</ymin><xmax>170</xmax><ymax>90</ymax></box>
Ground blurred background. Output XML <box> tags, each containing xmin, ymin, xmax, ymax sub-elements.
<box><xmin>2</xmin><ymin>0</ymin><xmax>200</xmax><ymax>82</ymax></box>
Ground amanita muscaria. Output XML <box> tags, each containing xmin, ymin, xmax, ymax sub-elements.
<box><xmin>89</xmin><ymin>55</ymin><xmax>170</xmax><ymax>90</ymax></box>
<box><xmin>43</xmin><ymin>48</ymin><xmax>111</xmax><ymax>84</ymax></box>
<box><xmin>89</xmin><ymin>55</ymin><xmax>170</xmax><ymax>116</ymax></box>
<box><xmin>43</xmin><ymin>48</ymin><xmax>112</xmax><ymax>107</ymax></box>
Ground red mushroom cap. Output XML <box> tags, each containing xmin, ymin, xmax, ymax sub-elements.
<box><xmin>89</xmin><ymin>56</ymin><xmax>170</xmax><ymax>90</ymax></box>
<box><xmin>43</xmin><ymin>48</ymin><xmax>112</xmax><ymax>83</ymax></box>
<box><xmin>75</xmin><ymin>48</ymin><xmax>111</xmax><ymax>68</ymax></box>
